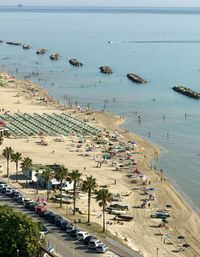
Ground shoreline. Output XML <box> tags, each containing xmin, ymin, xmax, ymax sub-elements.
<box><xmin>0</xmin><ymin>70</ymin><xmax>200</xmax><ymax>257</ymax></box>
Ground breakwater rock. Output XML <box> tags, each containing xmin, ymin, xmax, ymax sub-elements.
<box><xmin>0</xmin><ymin>40</ymin><xmax>3</xmax><ymax>43</ymax></box>
<box><xmin>36</xmin><ymin>48</ymin><xmax>47</xmax><ymax>55</ymax></box>
<box><xmin>172</xmin><ymin>85</ymin><xmax>200</xmax><ymax>99</ymax></box>
<box><xmin>127</xmin><ymin>73</ymin><xmax>147</xmax><ymax>83</ymax></box>
<box><xmin>6</xmin><ymin>41</ymin><xmax>22</xmax><ymax>46</ymax></box>
<box><xmin>23</xmin><ymin>44</ymin><xmax>31</xmax><ymax>50</ymax></box>
<box><xmin>99</xmin><ymin>66</ymin><xmax>113</xmax><ymax>74</ymax></box>
<box><xmin>50</xmin><ymin>53</ymin><xmax>61</xmax><ymax>61</ymax></box>
<box><xmin>69</xmin><ymin>59</ymin><xmax>83</xmax><ymax>67</ymax></box>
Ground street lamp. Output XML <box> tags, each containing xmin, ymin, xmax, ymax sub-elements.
<box><xmin>16</xmin><ymin>249</ymin><xmax>19</xmax><ymax>257</ymax></box>
<box><xmin>156</xmin><ymin>247</ymin><xmax>159</xmax><ymax>257</ymax></box>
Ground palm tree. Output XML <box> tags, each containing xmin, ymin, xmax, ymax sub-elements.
<box><xmin>96</xmin><ymin>189</ymin><xmax>112</xmax><ymax>232</ymax></box>
<box><xmin>42</xmin><ymin>167</ymin><xmax>54</xmax><ymax>201</ymax></box>
<box><xmin>11</xmin><ymin>152</ymin><xmax>22</xmax><ymax>183</ymax></box>
<box><xmin>21</xmin><ymin>157</ymin><xmax>32</xmax><ymax>188</ymax></box>
<box><xmin>35</xmin><ymin>170</ymin><xmax>39</xmax><ymax>195</ymax></box>
<box><xmin>0</xmin><ymin>136</ymin><xmax>3</xmax><ymax>146</ymax></box>
<box><xmin>69</xmin><ymin>169</ymin><xmax>82</xmax><ymax>215</ymax></box>
<box><xmin>55</xmin><ymin>165</ymin><xmax>69</xmax><ymax>208</ymax></box>
<box><xmin>82</xmin><ymin>176</ymin><xmax>97</xmax><ymax>224</ymax></box>
<box><xmin>2</xmin><ymin>146</ymin><xmax>14</xmax><ymax>178</ymax></box>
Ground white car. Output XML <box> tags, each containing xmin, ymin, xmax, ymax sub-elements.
<box><xmin>77</xmin><ymin>231</ymin><xmax>89</xmax><ymax>241</ymax></box>
<box><xmin>96</xmin><ymin>244</ymin><xmax>109</xmax><ymax>253</ymax></box>
<box><xmin>0</xmin><ymin>184</ymin><xmax>7</xmax><ymax>191</ymax></box>
<box><xmin>66</xmin><ymin>223</ymin><xmax>75</xmax><ymax>233</ymax></box>
<box><xmin>5</xmin><ymin>189</ymin><xmax>13</xmax><ymax>196</ymax></box>
<box><xmin>88</xmin><ymin>239</ymin><xmax>102</xmax><ymax>249</ymax></box>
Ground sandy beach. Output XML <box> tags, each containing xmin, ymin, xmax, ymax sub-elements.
<box><xmin>0</xmin><ymin>71</ymin><xmax>200</xmax><ymax>257</ymax></box>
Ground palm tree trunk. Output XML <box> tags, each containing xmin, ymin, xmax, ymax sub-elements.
<box><xmin>73</xmin><ymin>182</ymin><xmax>76</xmax><ymax>215</ymax></box>
<box><xmin>60</xmin><ymin>179</ymin><xmax>63</xmax><ymax>208</ymax></box>
<box><xmin>36</xmin><ymin>179</ymin><xmax>39</xmax><ymax>194</ymax></box>
<box><xmin>6</xmin><ymin>158</ymin><xmax>9</xmax><ymax>178</ymax></box>
<box><xmin>46</xmin><ymin>181</ymin><xmax>49</xmax><ymax>201</ymax></box>
<box><xmin>16</xmin><ymin>162</ymin><xmax>18</xmax><ymax>183</ymax></box>
<box><xmin>102</xmin><ymin>204</ymin><xmax>105</xmax><ymax>232</ymax></box>
<box><xmin>88</xmin><ymin>190</ymin><xmax>91</xmax><ymax>224</ymax></box>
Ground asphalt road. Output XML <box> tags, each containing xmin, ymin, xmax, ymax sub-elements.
<box><xmin>0</xmin><ymin>193</ymin><xmax>117</xmax><ymax>257</ymax></box>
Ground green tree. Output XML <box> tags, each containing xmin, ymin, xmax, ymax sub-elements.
<box><xmin>0</xmin><ymin>205</ymin><xmax>41</xmax><ymax>257</ymax></box>
<box><xmin>2</xmin><ymin>146</ymin><xmax>14</xmax><ymax>178</ymax></box>
<box><xmin>55</xmin><ymin>165</ymin><xmax>69</xmax><ymax>208</ymax></box>
<box><xmin>21</xmin><ymin>157</ymin><xmax>32</xmax><ymax>188</ymax></box>
<box><xmin>96</xmin><ymin>189</ymin><xmax>112</xmax><ymax>232</ymax></box>
<box><xmin>82</xmin><ymin>176</ymin><xmax>97</xmax><ymax>224</ymax></box>
<box><xmin>42</xmin><ymin>167</ymin><xmax>54</xmax><ymax>201</ymax></box>
<box><xmin>69</xmin><ymin>169</ymin><xmax>82</xmax><ymax>215</ymax></box>
<box><xmin>11</xmin><ymin>152</ymin><xmax>22</xmax><ymax>183</ymax></box>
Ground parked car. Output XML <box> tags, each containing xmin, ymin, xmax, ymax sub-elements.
<box><xmin>1</xmin><ymin>186</ymin><xmax>11</xmax><ymax>194</ymax></box>
<box><xmin>35</xmin><ymin>205</ymin><xmax>47</xmax><ymax>215</ymax></box>
<box><xmin>96</xmin><ymin>244</ymin><xmax>109</xmax><ymax>253</ymax></box>
<box><xmin>5</xmin><ymin>189</ymin><xmax>13</xmax><ymax>196</ymax></box>
<box><xmin>70</xmin><ymin>228</ymin><xmax>81</xmax><ymax>238</ymax></box>
<box><xmin>108</xmin><ymin>204</ymin><xmax>128</xmax><ymax>211</ymax></box>
<box><xmin>88</xmin><ymin>239</ymin><xmax>102</xmax><ymax>249</ymax></box>
<box><xmin>29</xmin><ymin>202</ymin><xmax>38</xmax><ymax>211</ymax></box>
<box><xmin>55</xmin><ymin>215</ymin><xmax>64</xmax><ymax>227</ymax></box>
<box><xmin>17</xmin><ymin>196</ymin><xmax>25</xmax><ymax>203</ymax></box>
<box><xmin>43</xmin><ymin>211</ymin><xmax>54</xmax><ymax>220</ymax></box>
<box><xmin>11</xmin><ymin>189</ymin><xmax>19</xmax><ymax>197</ymax></box>
<box><xmin>14</xmin><ymin>193</ymin><xmax>24</xmax><ymax>201</ymax></box>
<box><xmin>0</xmin><ymin>184</ymin><xmax>7</xmax><ymax>191</ymax></box>
<box><xmin>50</xmin><ymin>195</ymin><xmax>73</xmax><ymax>204</ymax></box>
<box><xmin>150</xmin><ymin>213</ymin><xmax>170</xmax><ymax>219</ymax></box>
<box><xmin>48</xmin><ymin>213</ymin><xmax>58</xmax><ymax>223</ymax></box>
<box><xmin>24</xmin><ymin>200</ymin><xmax>34</xmax><ymax>208</ymax></box>
<box><xmin>60</xmin><ymin>220</ymin><xmax>69</xmax><ymax>230</ymax></box>
<box><xmin>66</xmin><ymin>223</ymin><xmax>75</xmax><ymax>233</ymax></box>
<box><xmin>83</xmin><ymin>236</ymin><xmax>97</xmax><ymax>245</ymax></box>
<box><xmin>77</xmin><ymin>231</ymin><xmax>89</xmax><ymax>241</ymax></box>
<box><xmin>40</xmin><ymin>224</ymin><xmax>49</xmax><ymax>234</ymax></box>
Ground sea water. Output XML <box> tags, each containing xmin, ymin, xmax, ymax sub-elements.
<box><xmin>0</xmin><ymin>6</ymin><xmax>200</xmax><ymax>212</ymax></box>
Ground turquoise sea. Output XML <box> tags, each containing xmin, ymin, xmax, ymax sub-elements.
<box><xmin>0</xmin><ymin>6</ymin><xmax>200</xmax><ymax>212</ymax></box>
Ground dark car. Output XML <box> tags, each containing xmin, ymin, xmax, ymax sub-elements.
<box><xmin>48</xmin><ymin>213</ymin><xmax>57</xmax><ymax>223</ymax></box>
<box><xmin>44</xmin><ymin>211</ymin><xmax>54</xmax><ymax>220</ymax></box>
<box><xmin>29</xmin><ymin>202</ymin><xmax>38</xmax><ymax>211</ymax></box>
<box><xmin>60</xmin><ymin>220</ymin><xmax>69</xmax><ymax>230</ymax></box>
<box><xmin>55</xmin><ymin>215</ymin><xmax>64</xmax><ymax>227</ymax></box>
<box><xmin>83</xmin><ymin>236</ymin><xmax>97</xmax><ymax>245</ymax></box>
<box><xmin>108</xmin><ymin>204</ymin><xmax>129</xmax><ymax>211</ymax></box>
<box><xmin>70</xmin><ymin>228</ymin><xmax>81</xmax><ymax>238</ymax></box>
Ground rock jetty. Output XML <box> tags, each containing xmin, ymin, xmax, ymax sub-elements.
<box><xmin>172</xmin><ymin>85</ymin><xmax>200</xmax><ymax>99</ymax></box>
<box><xmin>69</xmin><ymin>59</ymin><xmax>83</xmax><ymax>67</ymax></box>
<box><xmin>99</xmin><ymin>66</ymin><xmax>113</xmax><ymax>74</ymax></box>
<box><xmin>127</xmin><ymin>73</ymin><xmax>147</xmax><ymax>83</ymax></box>
<box><xmin>36</xmin><ymin>48</ymin><xmax>47</xmax><ymax>55</ymax></box>
<box><xmin>50</xmin><ymin>53</ymin><xmax>61</xmax><ymax>61</ymax></box>
<box><xmin>6</xmin><ymin>41</ymin><xmax>22</xmax><ymax>46</ymax></box>
<box><xmin>23</xmin><ymin>44</ymin><xmax>31</xmax><ymax>50</ymax></box>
